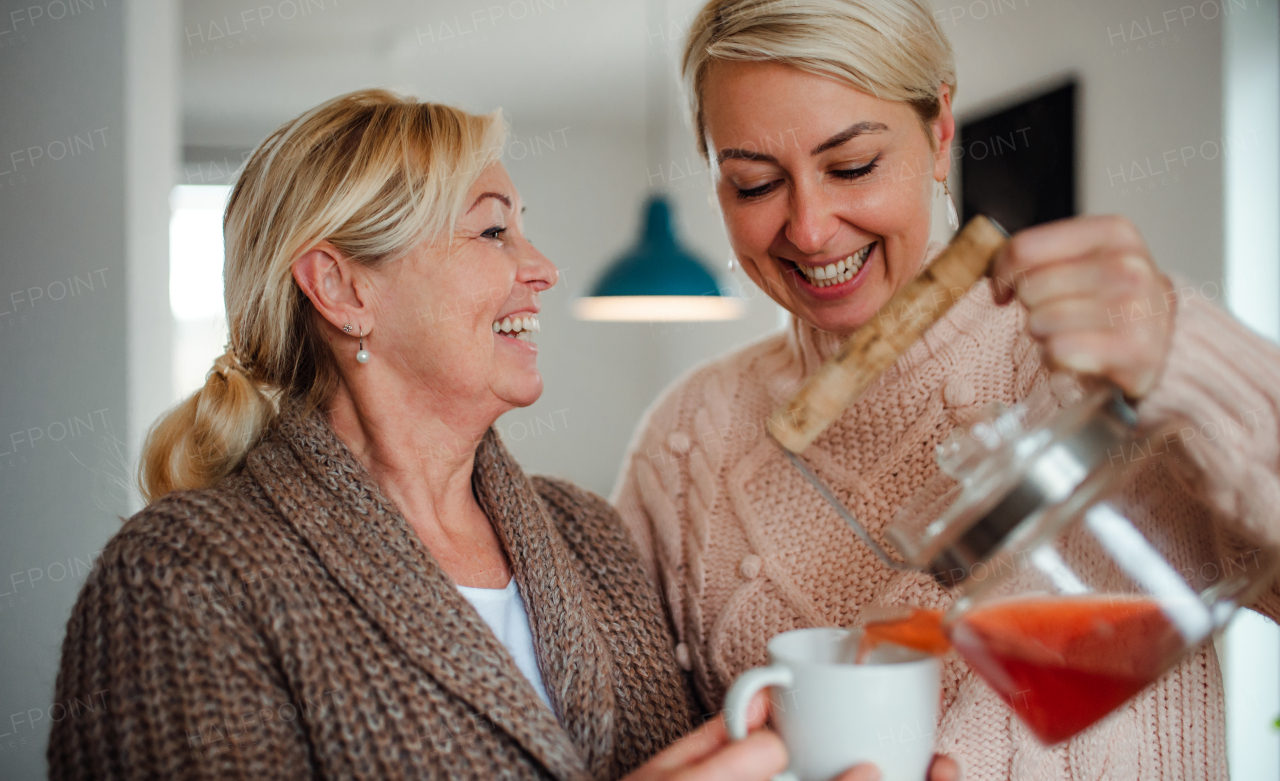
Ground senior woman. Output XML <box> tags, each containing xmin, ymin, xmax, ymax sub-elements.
<box><xmin>48</xmin><ymin>90</ymin><xmax>798</xmax><ymax>781</ymax></box>
<box><xmin>613</xmin><ymin>1</ymin><xmax>1280</xmax><ymax>779</ymax></box>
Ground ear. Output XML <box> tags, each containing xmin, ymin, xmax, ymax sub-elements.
<box><xmin>931</xmin><ymin>83</ymin><xmax>957</xmax><ymax>183</ymax></box>
<box><xmin>292</xmin><ymin>242</ymin><xmax>375</xmax><ymax>336</ymax></box>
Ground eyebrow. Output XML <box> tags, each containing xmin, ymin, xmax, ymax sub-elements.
<box><xmin>718</xmin><ymin>147</ymin><xmax>779</xmax><ymax>165</ymax></box>
<box><xmin>809</xmin><ymin>121</ymin><xmax>889</xmax><ymax>155</ymax></box>
<box><xmin>467</xmin><ymin>192</ymin><xmax>513</xmax><ymax>213</ymax></box>
<box><xmin>716</xmin><ymin>121</ymin><xmax>890</xmax><ymax>165</ymax></box>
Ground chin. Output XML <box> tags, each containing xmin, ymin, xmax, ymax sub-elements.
<box><xmin>798</xmin><ymin>298</ymin><xmax>885</xmax><ymax>337</ymax></box>
<box><xmin>500</xmin><ymin>376</ymin><xmax>544</xmax><ymax>409</ymax></box>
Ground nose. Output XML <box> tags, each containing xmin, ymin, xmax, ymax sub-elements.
<box><xmin>785</xmin><ymin>179</ymin><xmax>840</xmax><ymax>256</ymax></box>
<box><xmin>516</xmin><ymin>238</ymin><xmax>558</xmax><ymax>293</ymax></box>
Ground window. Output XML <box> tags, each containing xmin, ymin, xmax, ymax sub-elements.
<box><xmin>169</xmin><ymin>185</ymin><xmax>232</xmax><ymax>401</ymax></box>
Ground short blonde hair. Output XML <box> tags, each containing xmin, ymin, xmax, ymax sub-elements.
<box><xmin>140</xmin><ymin>90</ymin><xmax>506</xmax><ymax>503</ymax></box>
<box><xmin>682</xmin><ymin>0</ymin><xmax>957</xmax><ymax>158</ymax></box>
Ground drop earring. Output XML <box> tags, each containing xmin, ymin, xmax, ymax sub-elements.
<box><xmin>356</xmin><ymin>328</ymin><xmax>370</xmax><ymax>364</ymax></box>
<box><xmin>942</xmin><ymin>180</ymin><xmax>960</xmax><ymax>231</ymax></box>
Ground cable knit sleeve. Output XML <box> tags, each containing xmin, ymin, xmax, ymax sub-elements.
<box><xmin>48</xmin><ymin>506</ymin><xmax>312</xmax><ymax>780</ymax></box>
<box><xmin>1139</xmin><ymin>286</ymin><xmax>1280</xmax><ymax>618</ymax></box>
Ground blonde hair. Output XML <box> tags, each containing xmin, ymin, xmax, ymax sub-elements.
<box><xmin>140</xmin><ymin>89</ymin><xmax>507</xmax><ymax>503</ymax></box>
<box><xmin>682</xmin><ymin>0</ymin><xmax>957</xmax><ymax>158</ymax></box>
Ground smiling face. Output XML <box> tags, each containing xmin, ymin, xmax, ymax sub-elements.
<box><xmin>703</xmin><ymin>60</ymin><xmax>954</xmax><ymax>335</ymax></box>
<box><xmin>365</xmin><ymin>163</ymin><xmax>557</xmax><ymax>420</ymax></box>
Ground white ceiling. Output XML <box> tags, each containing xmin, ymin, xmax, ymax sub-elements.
<box><xmin>181</xmin><ymin>0</ymin><xmax>675</xmax><ymax>151</ymax></box>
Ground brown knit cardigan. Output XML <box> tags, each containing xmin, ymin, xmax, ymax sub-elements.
<box><xmin>48</xmin><ymin>405</ymin><xmax>698</xmax><ymax>780</ymax></box>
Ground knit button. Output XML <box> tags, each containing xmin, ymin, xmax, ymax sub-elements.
<box><xmin>739</xmin><ymin>554</ymin><xmax>762</xmax><ymax>580</ymax></box>
<box><xmin>675</xmin><ymin>642</ymin><xmax>692</xmax><ymax>670</ymax></box>
<box><xmin>943</xmin><ymin>377</ymin><xmax>975</xmax><ymax>407</ymax></box>
<box><xmin>667</xmin><ymin>431</ymin><xmax>691</xmax><ymax>454</ymax></box>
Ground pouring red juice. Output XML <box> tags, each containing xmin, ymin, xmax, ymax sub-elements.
<box><xmin>858</xmin><ymin>595</ymin><xmax>1188</xmax><ymax>744</ymax></box>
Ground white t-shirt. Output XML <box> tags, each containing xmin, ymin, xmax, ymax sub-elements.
<box><xmin>456</xmin><ymin>579</ymin><xmax>552</xmax><ymax>708</ymax></box>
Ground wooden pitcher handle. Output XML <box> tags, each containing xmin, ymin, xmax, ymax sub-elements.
<box><xmin>767</xmin><ymin>216</ymin><xmax>1008</xmax><ymax>453</ymax></box>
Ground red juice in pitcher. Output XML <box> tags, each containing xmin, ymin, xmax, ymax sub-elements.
<box><xmin>857</xmin><ymin>596</ymin><xmax>1189</xmax><ymax>744</ymax></box>
<box><xmin>948</xmin><ymin>595</ymin><xmax>1188</xmax><ymax>744</ymax></box>
<box><xmin>871</xmin><ymin>387</ymin><xmax>1280</xmax><ymax>745</ymax></box>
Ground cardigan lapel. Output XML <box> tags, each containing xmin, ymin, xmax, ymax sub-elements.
<box><xmin>471</xmin><ymin>430</ymin><xmax>618</xmax><ymax>778</ymax></box>
<box><xmin>244</xmin><ymin>406</ymin><xmax>589</xmax><ymax>781</ymax></box>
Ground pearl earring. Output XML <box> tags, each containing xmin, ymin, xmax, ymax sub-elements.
<box><xmin>942</xmin><ymin>180</ymin><xmax>960</xmax><ymax>231</ymax></box>
<box><xmin>356</xmin><ymin>328</ymin><xmax>370</xmax><ymax>364</ymax></box>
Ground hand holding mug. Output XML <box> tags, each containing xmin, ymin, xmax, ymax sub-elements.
<box><xmin>621</xmin><ymin>690</ymin><xmax>786</xmax><ymax>781</ymax></box>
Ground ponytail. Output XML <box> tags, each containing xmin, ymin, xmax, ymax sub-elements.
<box><xmin>139</xmin><ymin>350</ymin><xmax>275</xmax><ymax>504</ymax></box>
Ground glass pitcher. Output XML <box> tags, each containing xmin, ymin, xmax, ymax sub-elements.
<box><xmin>882</xmin><ymin>378</ymin><xmax>1280</xmax><ymax>744</ymax></box>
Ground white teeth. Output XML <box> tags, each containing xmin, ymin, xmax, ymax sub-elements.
<box><xmin>798</xmin><ymin>244</ymin><xmax>874</xmax><ymax>287</ymax></box>
<box><xmin>492</xmin><ymin>314</ymin><xmax>540</xmax><ymax>339</ymax></box>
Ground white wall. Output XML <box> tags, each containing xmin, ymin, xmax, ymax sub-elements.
<box><xmin>126</xmin><ymin>0</ymin><xmax>180</xmax><ymax>513</ymax></box>
<box><xmin>0</xmin><ymin>2</ymin><xmax>129</xmax><ymax>778</ymax></box>
<box><xmin>0</xmin><ymin>2</ymin><xmax>178</xmax><ymax>777</ymax></box>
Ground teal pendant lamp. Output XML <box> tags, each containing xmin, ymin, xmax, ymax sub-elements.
<box><xmin>573</xmin><ymin>0</ymin><xmax>744</xmax><ymax>323</ymax></box>
<box><xmin>573</xmin><ymin>195</ymin><xmax>745</xmax><ymax>321</ymax></box>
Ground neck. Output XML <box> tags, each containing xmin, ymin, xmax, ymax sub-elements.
<box><xmin>324</xmin><ymin>371</ymin><xmax>513</xmax><ymax>588</ymax></box>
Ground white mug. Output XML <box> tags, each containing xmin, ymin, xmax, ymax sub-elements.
<box><xmin>723</xmin><ymin>627</ymin><xmax>940</xmax><ymax>781</ymax></box>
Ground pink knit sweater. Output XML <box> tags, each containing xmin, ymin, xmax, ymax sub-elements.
<box><xmin>613</xmin><ymin>274</ymin><xmax>1280</xmax><ymax>780</ymax></box>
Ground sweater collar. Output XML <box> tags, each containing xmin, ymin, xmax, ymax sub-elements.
<box><xmin>470</xmin><ymin>430</ymin><xmax>620</xmax><ymax>777</ymax></box>
<box><xmin>244</xmin><ymin>402</ymin><xmax>612</xmax><ymax>781</ymax></box>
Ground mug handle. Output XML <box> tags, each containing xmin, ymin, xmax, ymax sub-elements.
<box><xmin>722</xmin><ymin>665</ymin><xmax>794</xmax><ymax>741</ymax></box>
